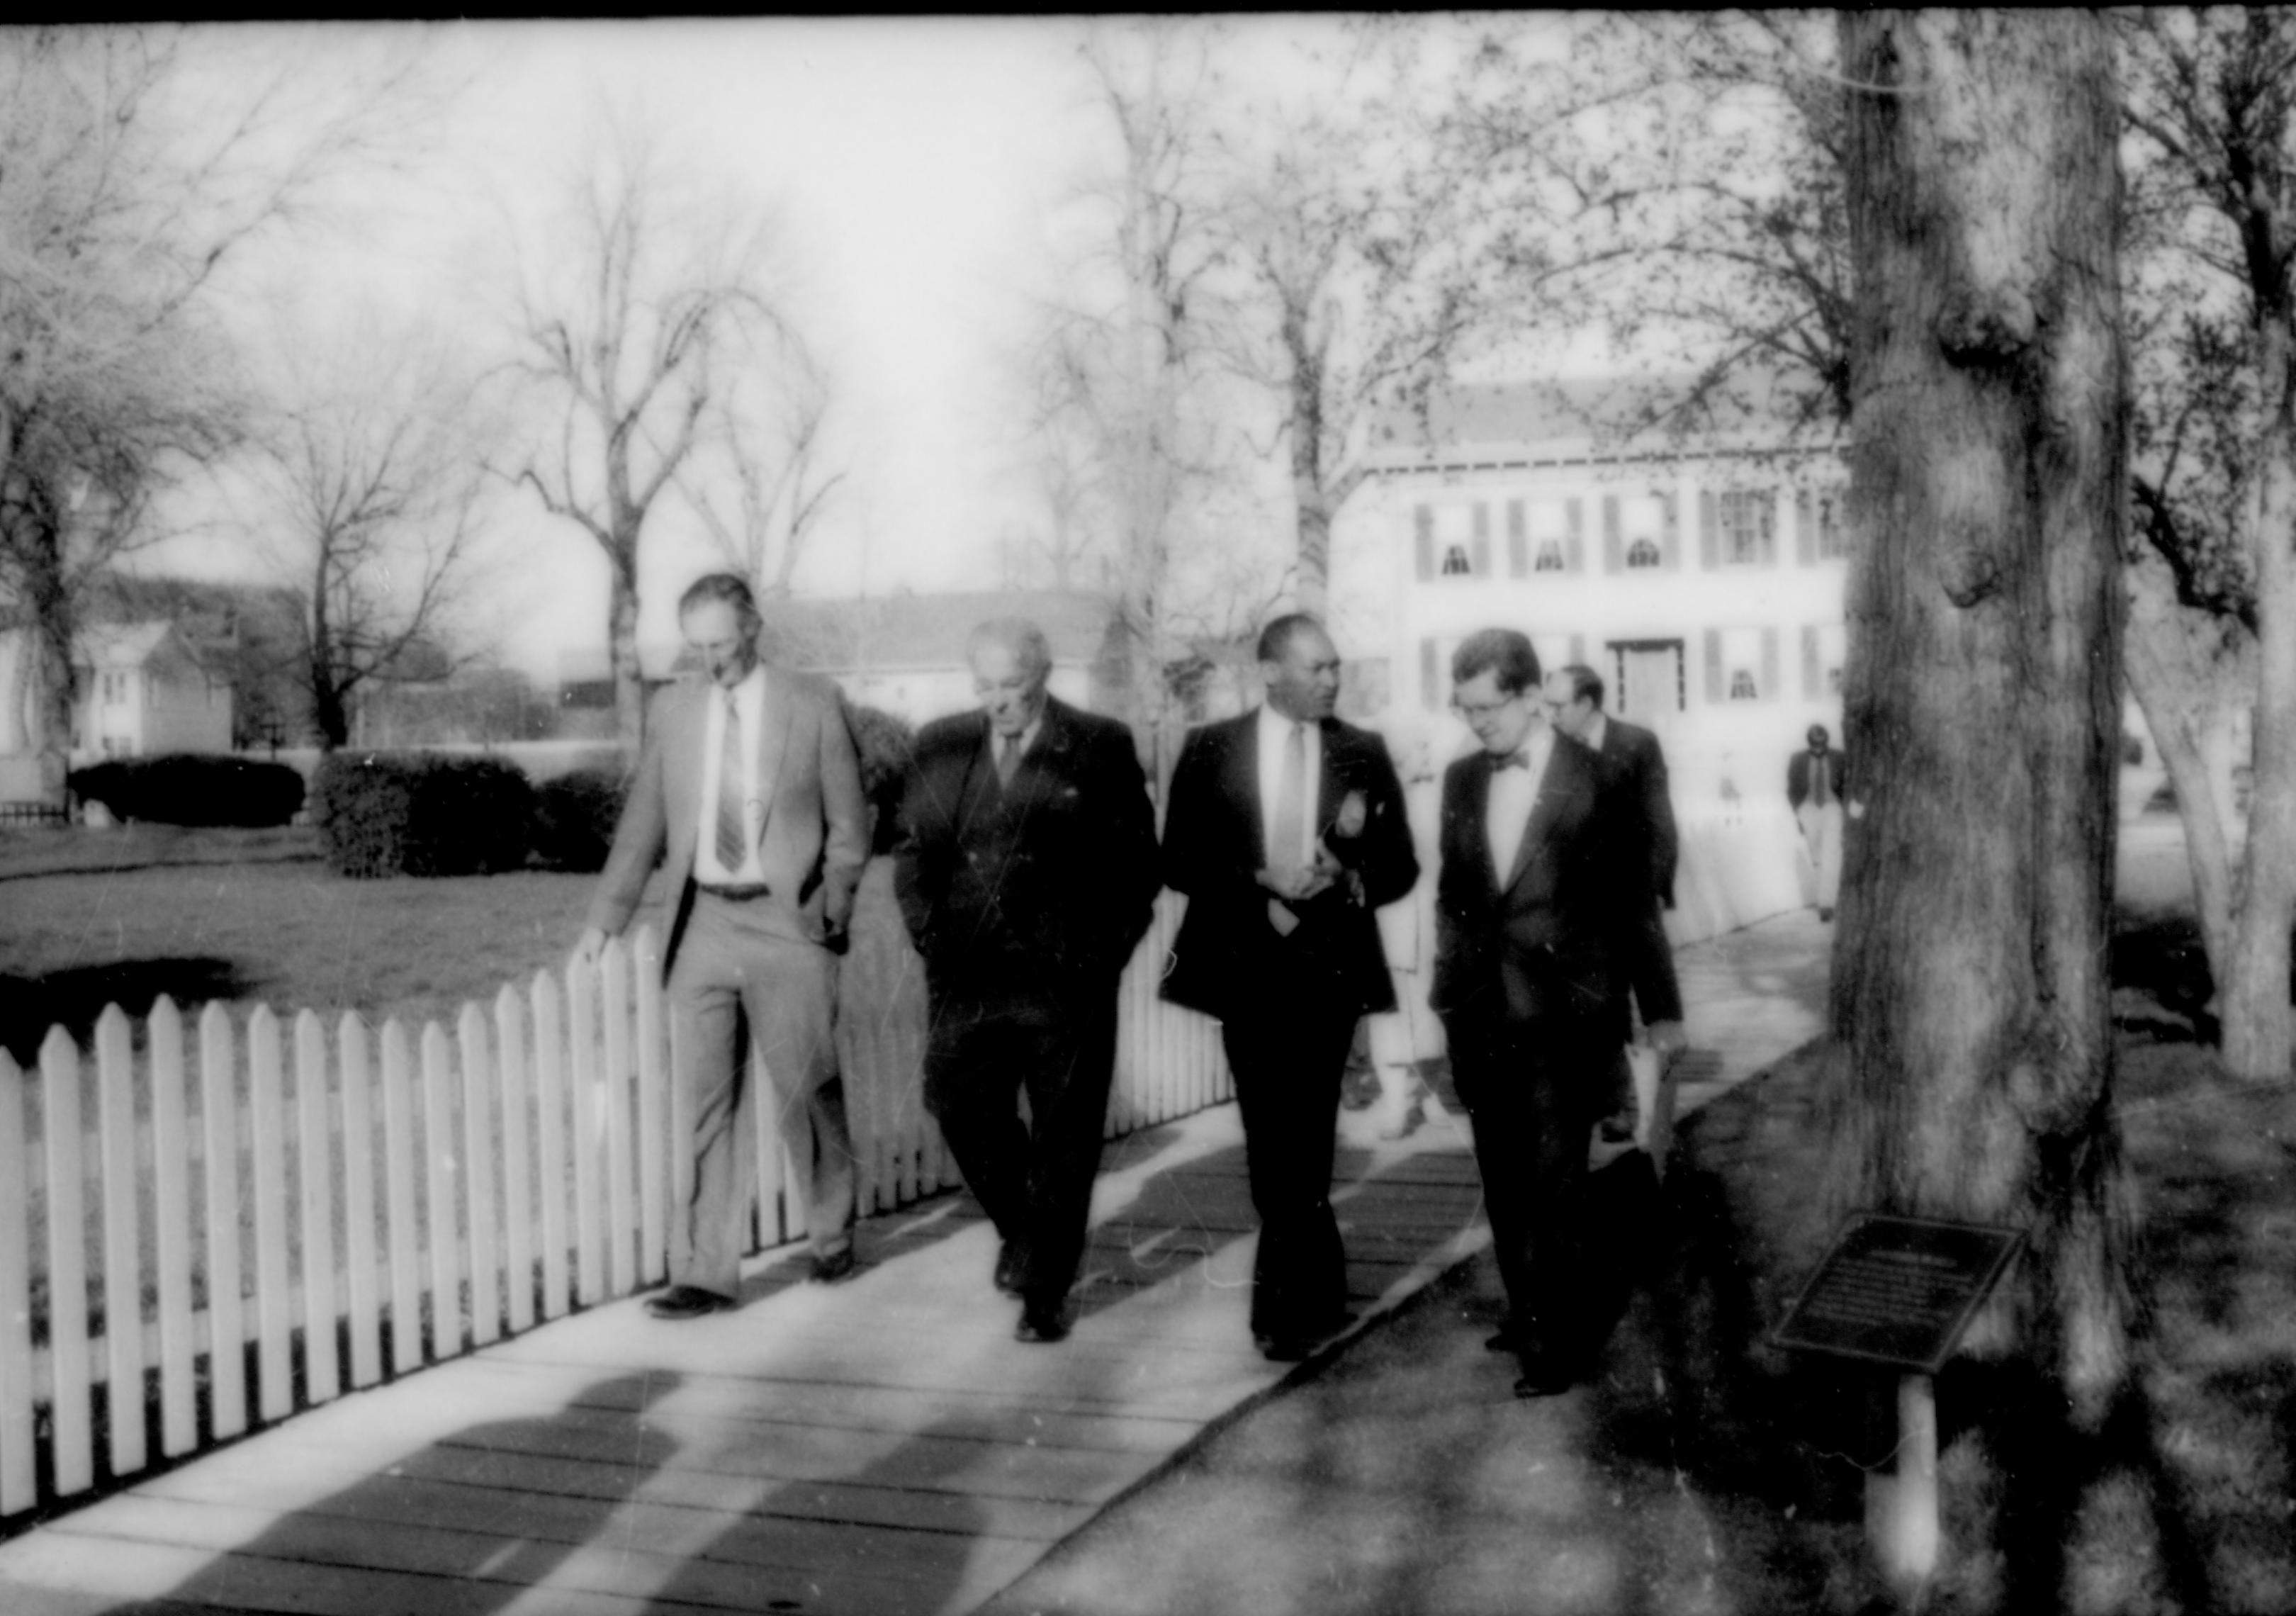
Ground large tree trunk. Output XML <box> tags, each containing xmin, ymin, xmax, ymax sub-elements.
<box><xmin>1834</xmin><ymin>9</ymin><xmax>2137</xmax><ymax>1601</ymax></box>
<box><xmin>22</xmin><ymin>509</ymin><xmax>77</xmax><ymax>804</ymax></box>
<box><xmin>1283</xmin><ymin>293</ymin><xmax>1332</xmax><ymax>620</ymax></box>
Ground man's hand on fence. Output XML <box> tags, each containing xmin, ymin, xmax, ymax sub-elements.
<box><xmin>573</xmin><ymin>926</ymin><xmax>608</xmax><ymax>968</ymax></box>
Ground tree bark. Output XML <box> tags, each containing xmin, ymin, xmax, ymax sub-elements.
<box><xmin>1834</xmin><ymin>0</ymin><xmax>2132</xmax><ymax>1436</ymax></box>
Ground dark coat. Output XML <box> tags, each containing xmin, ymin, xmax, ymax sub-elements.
<box><xmin>1592</xmin><ymin>717</ymin><xmax>1678</xmax><ymax>911</ymax></box>
<box><xmin>1159</xmin><ymin>710</ymin><xmax>1419</xmax><ymax>1021</ymax></box>
<box><xmin>892</xmin><ymin>696</ymin><xmax>1159</xmax><ymax>997</ymax></box>
<box><xmin>1786</xmin><ymin>746</ymin><xmax>1853</xmax><ymax>810</ymax></box>
<box><xmin>1431</xmin><ymin>735</ymin><xmax>1679</xmax><ymax>1030</ymax></box>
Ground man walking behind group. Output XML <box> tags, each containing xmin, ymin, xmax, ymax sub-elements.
<box><xmin>1160</xmin><ymin>615</ymin><xmax>1418</xmax><ymax>1361</ymax></box>
<box><xmin>1434</xmin><ymin>630</ymin><xmax>1641</xmax><ymax>1398</ymax></box>
<box><xmin>894</xmin><ymin>619</ymin><xmax>1159</xmax><ymax>1343</ymax></box>
<box><xmin>1543</xmin><ymin>664</ymin><xmax>1687</xmax><ymax>1135</ymax></box>
<box><xmin>1786</xmin><ymin>723</ymin><xmax>1856</xmax><ymax>921</ymax></box>
<box><xmin>577</xmin><ymin>572</ymin><xmax>870</xmax><ymax>1318</ymax></box>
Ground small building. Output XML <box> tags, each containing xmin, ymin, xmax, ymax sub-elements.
<box><xmin>79</xmin><ymin>622</ymin><xmax>235</xmax><ymax>761</ymax></box>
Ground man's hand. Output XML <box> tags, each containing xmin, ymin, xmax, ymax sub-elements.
<box><xmin>1646</xmin><ymin>1019</ymin><xmax>1689</xmax><ymax>1064</ymax></box>
<box><xmin>1847</xmin><ymin>799</ymin><xmax>1867</xmax><ymax>821</ymax></box>
<box><xmin>573</xmin><ymin>925</ymin><xmax>609</xmax><ymax>967</ymax></box>
<box><xmin>1255</xmin><ymin>864</ymin><xmax>1336</xmax><ymax>902</ymax></box>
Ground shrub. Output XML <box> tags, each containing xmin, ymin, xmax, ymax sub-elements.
<box><xmin>843</xmin><ymin>700</ymin><xmax>916</xmax><ymax>856</ymax></box>
<box><xmin>67</xmin><ymin>753</ymin><xmax>305</xmax><ymax>828</ymax></box>
<box><xmin>531</xmin><ymin>766</ymin><xmax>629</xmax><ymax>872</ymax></box>
<box><xmin>313</xmin><ymin>752</ymin><xmax>536</xmax><ymax>878</ymax></box>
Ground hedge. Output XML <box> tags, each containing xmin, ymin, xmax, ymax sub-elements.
<box><xmin>313</xmin><ymin>753</ymin><xmax>536</xmax><ymax>878</ymax></box>
<box><xmin>67</xmin><ymin>753</ymin><xmax>305</xmax><ymax>828</ymax></box>
<box><xmin>531</xmin><ymin>767</ymin><xmax>629</xmax><ymax>873</ymax></box>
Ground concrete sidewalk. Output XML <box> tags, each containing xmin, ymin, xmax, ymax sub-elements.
<box><xmin>0</xmin><ymin>909</ymin><xmax>1830</xmax><ymax>1616</ymax></box>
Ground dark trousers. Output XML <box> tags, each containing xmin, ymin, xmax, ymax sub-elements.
<box><xmin>1446</xmin><ymin>1011</ymin><xmax>1612</xmax><ymax>1361</ymax></box>
<box><xmin>668</xmin><ymin>892</ymin><xmax>856</xmax><ymax>1299</ymax></box>
<box><xmin>1220</xmin><ymin>997</ymin><xmax>1359</xmax><ymax>1342</ymax></box>
<box><xmin>923</xmin><ymin>984</ymin><xmax>1118</xmax><ymax>1311</ymax></box>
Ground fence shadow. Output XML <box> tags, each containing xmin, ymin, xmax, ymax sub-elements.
<box><xmin>0</xmin><ymin>958</ymin><xmax>254</xmax><ymax>1063</ymax></box>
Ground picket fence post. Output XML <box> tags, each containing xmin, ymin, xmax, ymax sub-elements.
<box><xmin>0</xmin><ymin>1049</ymin><xmax>35</xmax><ymax>1515</ymax></box>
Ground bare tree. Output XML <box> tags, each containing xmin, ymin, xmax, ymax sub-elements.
<box><xmin>0</xmin><ymin>26</ymin><xmax>423</xmax><ymax>799</ymax></box>
<box><xmin>1023</xmin><ymin>20</ymin><xmax>1281</xmax><ymax>773</ymax></box>
<box><xmin>252</xmin><ymin>308</ymin><xmax>496</xmax><ymax>750</ymax></box>
<box><xmin>682</xmin><ymin>320</ymin><xmax>844</xmax><ymax>600</ymax></box>
<box><xmin>1836</xmin><ymin>12</ymin><xmax>2139</xmax><ymax>1601</ymax></box>
<box><xmin>507</xmin><ymin>104</ymin><xmax>787</xmax><ymax>756</ymax></box>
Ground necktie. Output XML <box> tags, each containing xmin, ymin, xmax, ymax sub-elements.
<box><xmin>1272</xmin><ymin>722</ymin><xmax>1307</xmax><ymax>875</ymax></box>
<box><xmin>715</xmin><ymin>692</ymin><xmax>748</xmax><ymax>871</ymax></box>
<box><xmin>996</xmin><ymin>732</ymin><xmax>1020</xmax><ymax>787</ymax></box>
<box><xmin>1494</xmin><ymin>749</ymin><xmax>1531</xmax><ymax>771</ymax></box>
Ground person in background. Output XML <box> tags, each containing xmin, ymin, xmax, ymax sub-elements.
<box><xmin>1543</xmin><ymin>665</ymin><xmax>1687</xmax><ymax>1140</ymax></box>
<box><xmin>1786</xmin><ymin>724</ymin><xmax>1856</xmax><ymax>921</ymax></box>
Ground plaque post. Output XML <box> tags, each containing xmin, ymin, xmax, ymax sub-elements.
<box><xmin>1865</xmin><ymin>1371</ymin><xmax>1940</xmax><ymax>1604</ymax></box>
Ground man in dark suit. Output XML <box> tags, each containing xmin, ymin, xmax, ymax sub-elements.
<box><xmin>894</xmin><ymin>618</ymin><xmax>1159</xmax><ymax>1343</ymax></box>
<box><xmin>578</xmin><ymin>572</ymin><xmax>870</xmax><ymax>1318</ymax></box>
<box><xmin>1432</xmin><ymin>629</ymin><xmax>1650</xmax><ymax>1397</ymax></box>
<box><xmin>1544</xmin><ymin>664</ymin><xmax>1687</xmax><ymax>1131</ymax></box>
<box><xmin>1161</xmin><ymin>614</ymin><xmax>1418</xmax><ymax>1361</ymax></box>
<box><xmin>1786</xmin><ymin>724</ymin><xmax>1857</xmax><ymax>920</ymax></box>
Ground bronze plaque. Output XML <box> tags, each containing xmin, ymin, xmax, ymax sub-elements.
<box><xmin>1772</xmin><ymin>1213</ymin><xmax>2023</xmax><ymax>1373</ymax></box>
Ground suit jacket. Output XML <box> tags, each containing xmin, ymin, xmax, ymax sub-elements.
<box><xmin>1786</xmin><ymin>746</ymin><xmax>1852</xmax><ymax>810</ymax></box>
<box><xmin>586</xmin><ymin>670</ymin><xmax>869</xmax><ymax>973</ymax></box>
<box><xmin>1431</xmin><ymin>735</ymin><xmax>1677</xmax><ymax>1031</ymax></box>
<box><xmin>892</xmin><ymin>696</ymin><xmax>1159</xmax><ymax>997</ymax></box>
<box><xmin>1593</xmin><ymin>718</ymin><xmax>1678</xmax><ymax>910</ymax></box>
<box><xmin>1159</xmin><ymin>709</ymin><xmax>1418</xmax><ymax>1022</ymax></box>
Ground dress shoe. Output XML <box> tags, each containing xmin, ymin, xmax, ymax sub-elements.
<box><xmin>994</xmin><ymin>1241</ymin><xmax>1026</xmax><ymax>1298</ymax></box>
<box><xmin>809</xmin><ymin>1247</ymin><xmax>858</xmax><ymax>1284</ymax></box>
<box><xmin>1258</xmin><ymin>1335</ymin><xmax>1315</xmax><ymax>1363</ymax></box>
<box><xmin>1485</xmin><ymin>1330</ymin><xmax>1524</xmax><ymax>1354</ymax></box>
<box><xmin>646</xmin><ymin>1285</ymin><xmax>733</xmax><ymax>1320</ymax></box>
<box><xmin>1512</xmin><ymin>1352</ymin><xmax>1579</xmax><ymax>1399</ymax></box>
<box><xmin>1015</xmin><ymin>1304</ymin><xmax>1069</xmax><ymax>1344</ymax></box>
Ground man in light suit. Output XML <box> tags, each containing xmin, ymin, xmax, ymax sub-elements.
<box><xmin>894</xmin><ymin>619</ymin><xmax>1160</xmax><ymax>1344</ymax></box>
<box><xmin>577</xmin><ymin>572</ymin><xmax>869</xmax><ymax>1318</ymax></box>
<box><xmin>1161</xmin><ymin>614</ymin><xmax>1418</xmax><ymax>1361</ymax></box>
<box><xmin>1786</xmin><ymin>724</ymin><xmax>1857</xmax><ymax>920</ymax></box>
<box><xmin>1434</xmin><ymin>629</ymin><xmax>1644</xmax><ymax>1397</ymax></box>
<box><xmin>1544</xmin><ymin>664</ymin><xmax>1687</xmax><ymax>1132</ymax></box>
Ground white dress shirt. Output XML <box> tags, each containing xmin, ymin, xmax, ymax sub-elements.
<box><xmin>1255</xmin><ymin>703</ymin><xmax>1322</xmax><ymax>871</ymax></box>
<box><xmin>1486</xmin><ymin>724</ymin><xmax>1553</xmax><ymax>885</ymax></box>
<box><xmin>695</xmin><ymin>665</ymin><xmax>771</xmax><ymax>887</ymax></box>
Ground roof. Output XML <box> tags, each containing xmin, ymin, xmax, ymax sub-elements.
<box><xmin>1364</xmin><ymin>371</ymin><xmax>1845</xmax><ymax>471</ymax></box>
<box><xmin>75</xmin><ymin>621</ymin><xmax>194</xmax><ymax>672</ymax></box>
<box><xmin>753</xmin><ymin>591</ymin><xmax>1118</xmax><ymax>673</ymax></box>
<box><xmin>554</xmin><ymin>591</ymin><xmax>1121</xmax><ymax>686</ymax></box>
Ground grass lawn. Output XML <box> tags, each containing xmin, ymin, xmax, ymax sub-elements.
<box><xmin>0</xmin><ymin>860</ymin><xmax>673</xmax><ymax>1066</ymax></box>
<box><xmin>1659</xmin><ymin>1027</ymin><xmax>2296</xmax><ymax>1614</ymax></box>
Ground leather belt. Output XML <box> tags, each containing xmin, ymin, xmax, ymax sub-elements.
<box><xmin>699</xmin><ymin>883</ymin><xmax>772</xmax><ymax>902</ymax></box>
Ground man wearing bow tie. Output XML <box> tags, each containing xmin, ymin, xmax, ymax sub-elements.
<box><xmin>577</xmin><ymin>573</ymin><xmax>869</xmax><ymax>1318</ymax></box>
<box><xmin>1432</xmin><ymin>629</ymin><xmax>1641</xmax><ymax>1397</ymax></box>
<box><xmin>894</xmin><ymin>618</ymin><xmax>1159</xmax><ymax>1345</ymax></box>
<box><xmin>1161</xmin><ymin>614</ymin><xmax>1419</xmax><ymax>1361</ymax></box>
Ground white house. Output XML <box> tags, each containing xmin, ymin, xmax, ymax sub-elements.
<box><xmin>1329</xmin><ymin>378</ymin><xmax>1852</xmax><ymax>938</ymax></box>
<box><xmin>0</xmin><ymin>620</ymin><xmax>234</xmax><ymax>770</ymax></box>
<box><xmin>1332</xmin><ymin>378</ymin><xmax>1851</xmax><ymax>814</ymax></box>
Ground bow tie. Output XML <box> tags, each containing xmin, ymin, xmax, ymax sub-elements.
<box><xmin>1494</xmin><ymin>750</ymin><xmax>1534</xmax><ymax>772</ymax></box>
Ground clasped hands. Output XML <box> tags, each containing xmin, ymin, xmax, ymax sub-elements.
<box><xmin>1254</xmin><ymin>843</ymin><xmax>1358</xmax><ymax>906</ymax></box>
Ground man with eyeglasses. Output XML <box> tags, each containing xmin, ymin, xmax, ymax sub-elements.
<box><xmin>1431</xmin><ymin>628</ymin><xmax>1642</xmax><ymax>1398</ymax></box>
<box><xmin>894</xmin><ymin>618</ymin><xmax>1159</xmax><ymax>1344</ymax></box>
<box><xmin>1161</xmin><ymin>614</ymin><xmax>1419</xmax><ymax>1361</ymax></box>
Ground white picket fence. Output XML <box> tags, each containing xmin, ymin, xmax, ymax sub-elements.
<box><xmin>0</xmin><ymin>877</ymin><xmax>1227</xmax><ymax>1522</ymax></box>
